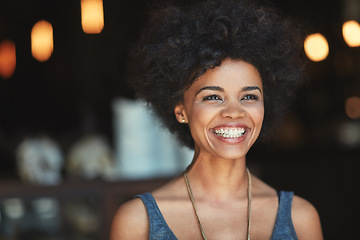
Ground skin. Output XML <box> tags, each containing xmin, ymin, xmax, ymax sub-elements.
<box><xmin>110</xmin><ymin>59</ymin><xmax>323</xmax><ymax>240</ymax></box>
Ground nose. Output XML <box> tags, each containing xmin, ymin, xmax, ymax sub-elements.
<box><xmin>220</xmin><ymin>101</ymin><xmax>246</xmax><ymax>119</ymax></box>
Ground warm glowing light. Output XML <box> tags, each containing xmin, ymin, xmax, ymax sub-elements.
<box><xmin>31</xmin><ymin>20</ymin><xmax>54</xmax><ymax>62</ymax></box>
<box><xmin>81</xmin><ymin>0</ymin><xmax>104</xmax><ymax>34</ymax></box>
<box><xmin>304</xmin><ymin>33</ymin><xmax>329</xmax><ymax>62</ymax></box>
<box><xmin>342</xmin><ymin>20</ymin><xmax>360</xmax><ymax>47</ymax></box>
<box><xmin>0</xmin><ymin>40</ymin><xmax>16</xmax><ymax>79</ymax></box>
<box><xmin>345</xmin><ymin>96</ymin><xmax>360</xmax><ymax>119</ymax></box>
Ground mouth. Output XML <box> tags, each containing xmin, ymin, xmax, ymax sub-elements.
<box><xmin>211</xmin><ymin>127</ymin><xmax>246</xmax><ymax>139</ymax></box>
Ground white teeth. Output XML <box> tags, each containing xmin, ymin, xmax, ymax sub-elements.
<box><xmin>213</xmin><ymin>128</ymin><xmax>246</xmax><ymax>138</ymax></box>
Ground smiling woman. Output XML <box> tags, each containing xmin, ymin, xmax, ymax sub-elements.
<box><xmin>175</xmin><ymin>59</ymin><xmax>264</xmax><ymax>161</ymax></box>
<box><xmin>110</xmin><ymin>0</ymin><xmax>323</xmax><ymax>239</ymax></box>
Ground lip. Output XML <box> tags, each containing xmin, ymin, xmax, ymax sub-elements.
<box><xmin>210</xmin><ymin>124</ymin><xmax>250</xmax><ymax>144</ymax></box>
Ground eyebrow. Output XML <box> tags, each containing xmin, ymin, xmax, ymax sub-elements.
<box><xmin>195</xmin><ymin>85</ymin><xmax>262</xmax><ymax>96</ymax></box>
<box><xmin>195</xmin><ymin>86</ymin><xmax>224</xmax><ymax>96</ymax></box>
<box><xmin>243</xmin><ymin>86</ymin><xmax>262</xmax><ymax>93</ymax></box>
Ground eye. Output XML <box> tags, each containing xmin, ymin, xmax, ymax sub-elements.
<box><xmin>202</xmin><ymin>95</ymin><xmax>223</xmax><ymax>101</ymax></box>
<box><xmin>242</xmin><ymin>94</ymin><xmax>259</xmax><ymax>101</ymax></box>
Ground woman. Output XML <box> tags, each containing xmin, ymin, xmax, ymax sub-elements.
<box><xmin>111</xmin><ymin>0</ymin><xmax>323</xmax><ymax>239</ymax></box>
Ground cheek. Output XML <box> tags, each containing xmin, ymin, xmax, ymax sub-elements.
<box><xmin>258</xmin><ymin>106</ymin><xmax>265</xmax><ymax>124</ymax></box>
<box><xmin>250</xmin><ymin>104</ymin><xmax>265</xmax><ymax>127</ymax></box>
<box><xmin>187</xmin><ymin>105</ymin><xmax>216</xmax><ymax>139</ymax></box>
<box><xmin>188</xmin><ymin>104</ymin><xmax>214</xmax><ymax>123</ymax></box>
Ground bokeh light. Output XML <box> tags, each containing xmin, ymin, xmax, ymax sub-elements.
<box><xmin>345</xmin><ymin>96</ymin><xmax>360</xmax><ymax>119</ymax></box>
<box><xmin>31</xmin><ymin>20</ymin><xmax>54</xmax><ymax>62</ymax></box>
<box><xmin>304</xmin><ymin>33</ymin><xmax>329</xmax><ymax>62</ymax></box>
<box><xmin>342</xmin><ymin>20</ymin><xmax>360</xmax><ymax>47</ymax></box>
<box><xmin>81</xmin><ymin>0</ymin><xmax>104</xmax><ymax>34</ymax></box>
<box><xmin>338</xmin><ymin>122</ymin><xmax>360</xmax><ymax>147</ymax></box>
<box><xmin>0</xmin><ymin>40</ymin><xmax>16</xmax><ymax>79</ymax></box>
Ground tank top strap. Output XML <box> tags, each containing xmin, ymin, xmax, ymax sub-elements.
<box><xmin>270</xmin><ymin>191</ymin><xmax>298</xmax><ymax>240</ymax></box>
<box><xmin>135</xmin><ymin>193</ymin><xmax>178</xmax><ymax>239</ymax></box>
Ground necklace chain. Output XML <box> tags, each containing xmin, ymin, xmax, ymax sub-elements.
<box><xmin>184</xmin><ymin>168</ymin><xmax>252</xmax><ymax>240</ymax></box>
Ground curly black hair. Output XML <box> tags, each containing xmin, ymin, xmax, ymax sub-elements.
<box><xmin>128</xmin><ymin>0</ymin><xmax>305</xmax><ymax>149</ymax></box>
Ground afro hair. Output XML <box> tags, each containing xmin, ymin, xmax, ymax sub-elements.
<box><xmin>128</xmin><ymin>0</ymin><xmax>305</xmax><ymax>149</ymax></box>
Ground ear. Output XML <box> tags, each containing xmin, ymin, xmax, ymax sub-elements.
<box><xmin>174</xmin><ymin>102</ymin><xmax>188</xmax><ymax>124</ymax></box>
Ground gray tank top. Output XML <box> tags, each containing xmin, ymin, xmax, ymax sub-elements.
<box><xmin>136</xmin><ymin>191</ymin><xmax>298</xmax><ymax>239</ymax></box>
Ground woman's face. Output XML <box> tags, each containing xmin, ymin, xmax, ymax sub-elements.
<box><xmin>175</xmin><ymin>59</ymin><xmax>264</xmax><ymax>160</ymax></box>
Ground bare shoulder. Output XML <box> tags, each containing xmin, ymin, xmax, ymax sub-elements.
<box><xmin>251</xmin><ymin>174</ymin><xmax>278</xmax><ymax>197</ymax></box>
<box><xmin>291</xmin><ymin>195</ymin><xmax>323</xmax><ymax>240</ymax></box>
<box><xmin>110</xmin><ymin>198</ymin><xmax>149</xmax><ymax>240</ymax></box>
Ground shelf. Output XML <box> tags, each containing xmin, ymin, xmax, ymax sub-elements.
<box><xmin>0</xmin><ymin>177</ymin><xmax>169</xmax><ymax>240</ymax></box>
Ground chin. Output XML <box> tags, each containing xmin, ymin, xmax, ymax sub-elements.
<box><xmin>211</xmin><ymin>145</ymin><xmax>249</xmax><ymax>160</ymax></box>
<box><xmin>220</xmin><ymin>153</ymin><xmax>247</xmax><ymax>161</ymax></box>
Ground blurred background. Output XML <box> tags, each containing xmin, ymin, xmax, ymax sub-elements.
<box><xmin>0</xmin><ymin>0</ymin><xmax>359</xmax><ymax>239</ymax></box>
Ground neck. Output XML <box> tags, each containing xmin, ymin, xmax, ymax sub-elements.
<box><xmin>185</xmin><ymin>151</ymin><xmax>249</xmax><ymax>202</ymax></box>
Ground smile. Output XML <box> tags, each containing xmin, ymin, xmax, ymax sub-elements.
<box><xmin>211</xmin><ymin>128</ymin><xmax>246</xmax><ymax>138</ymax></box>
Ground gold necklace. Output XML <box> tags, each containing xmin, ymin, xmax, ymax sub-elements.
<box><xmin>184</xmin><ymin>168</ymin><xmax>252</xmax><ymax>240</ymax></box>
